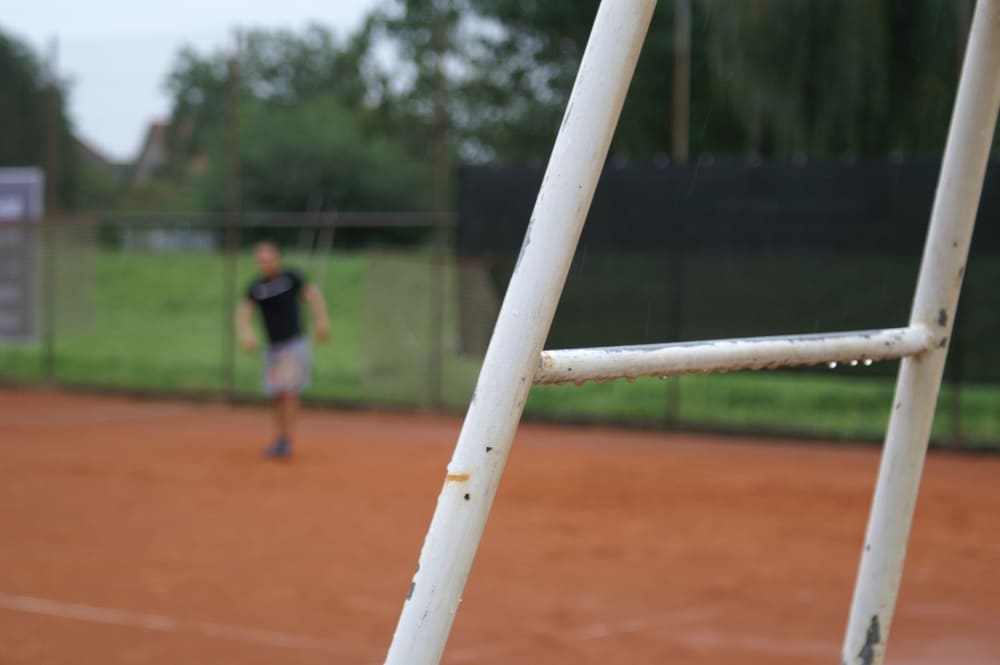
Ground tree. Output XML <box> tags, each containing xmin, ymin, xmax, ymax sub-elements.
<box><xmin>377</xmin><ymin>0</ymin><xmax>972</xmax><ymax>161</ymax></box>
<box><xmin>160</xmin><ymin>0</ymin><xmax>978</xmax><ymax>216</ymax></box>
<box><xmin>0</xmin><ymin>30</ymin><xmax>78</xmax><ymax>209</ymax></box>
<box><xmin>702</xmin><ymin>0</ymin><xmax>964</xmax><ymax>157</ymax></box>
<box><xmin>374</xmin><ymin>0</ymin><xmax>578</xmax><ymax>164</ymax></box>
<box><xmin>164</xmin><ymin>25</ymin><xmax>430</xmax><ymax>211</ymax></box>
<box><xmin>196</xmin><ymin>94</ymin><xmax>429</xmax><ymax>211</ymax></box>
<box><xmin>166</xmin><ymin>25</ymin><xmax>375</xmax><ymax>168</ymax></box>
<box><xmin>375</xmin><ymin>0</ymin><xmax>741</xmax><ymax>162</ymax></box>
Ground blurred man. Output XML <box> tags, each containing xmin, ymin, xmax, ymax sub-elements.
<box><xmin>236</xmin><ymin>241</ymin><xmax>330</xmax><ymax>459</ymax></box>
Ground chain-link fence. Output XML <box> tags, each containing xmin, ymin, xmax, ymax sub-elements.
<box><xmin>1</xmin><ymin>198</ymin><xmax>997</xmax><ymax>448</ymax></box>
<box><xmin>0</xmin><ymin>212</ymin><xmax>481</xmax><ymax>411</ymax></box>
<box><xmin>457</xmin><ymin>162</ymin><xmax>1000</xmax><ymax>448</ymax></box>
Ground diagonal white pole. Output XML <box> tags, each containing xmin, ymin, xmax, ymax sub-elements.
<box><xmin>842</xmin><ymin>2</ymin><xmax>1000</xmax><ymax>664</ymax></box>
<box><xmin>383</xmin><ymin>2</ymin><xmax>657</xmax><ymax>664</ymax></box>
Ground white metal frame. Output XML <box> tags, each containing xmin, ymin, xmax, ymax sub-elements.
<box><xmin>536</xmin><ymin>327</ymin><xmax>934</xmax><ymax>385</ymax></box>
<box><xmin>384</xmin><ymin>1</ymin><xmax>1000</xmax><ymax>664</ymax></box>
<box><xmin>842</xmin><ymin>2</ymin><xmax>1000</xmax><ymax>663</ymax></box>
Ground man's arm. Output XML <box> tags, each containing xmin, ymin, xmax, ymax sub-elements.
<box><xmin>303</xmin><ymin>284</ymin><xmax>331</xmax><ymax>342</ymax></box>
<box><xmin>236</xmin><ymin>298</ymin><xmax>258</xmax><ymax>353</ymax></box>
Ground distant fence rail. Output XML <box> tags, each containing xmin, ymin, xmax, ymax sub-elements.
<box><xmin>0</xmin><ymin>178</ymin><xmax>997</xmax><ymax>448</ymax></box>
<box><xmin>456</xmin><ymin>161</ymin><xmax>1000</xmax><ymax>446</ymax></box>
<box><xmin>0</xmin><ymin>210</ymin><xmax>465</xmax><ymax>410</ymax></box>
<box><xmin>96</xmin><ymin>210</ymin><xmax>456</xmax><ymax>229</ymax></box>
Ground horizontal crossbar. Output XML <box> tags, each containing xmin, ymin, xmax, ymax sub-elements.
<box><xmin>535</xmin><ymin>325</ymin><xmax>936</xmax><ymax>385</ymax></box>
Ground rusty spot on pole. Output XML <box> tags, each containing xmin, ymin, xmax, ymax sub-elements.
<box><xmin>857</xmin><ymin>615</ymin><xmax>881</xmax><ymax>665</ymax></box>
<box><xmin>406</xmin><ymin>562</ymin><xmax>420</xmax><ymax>601</ymax></box>
<box><xmin>446</xmin><ymin>473</ymin><xmax>471</xmax><ymax>483</ymax></box>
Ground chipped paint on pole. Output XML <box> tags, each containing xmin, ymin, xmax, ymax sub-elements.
<box><xmin>383</xmin><ymin>2</ymin><xmax>658</xmax><ymax>664</ymax></box>
<box><xmin>842</xmin><ymin>1</ymin><xmax>1000</xmax><ymax>663</ymax></box>
<box><xmin>536</xmin><ymin>326</ymin><xmax>934</xmax><ymax>386</ymax></box>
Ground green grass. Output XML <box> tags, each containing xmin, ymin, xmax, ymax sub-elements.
<box><xmin>527</xmin><ymin>372</ymin><xmax>1000</xmax><ymax>445</ymax></box>
<box><xmin>1</xmin><ymin>247</ymin><xmax>998</xmax><ymax>446</ymax></box>
<box><xmin>0</xmin><ymin>248</ymin><xmax>479</xmax><ymax>406</ymax></box>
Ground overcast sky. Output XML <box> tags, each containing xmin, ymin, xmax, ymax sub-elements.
<box><xmin>2</xmin><ymin>0</ymin><xmax>383</xmax><ymax>161</ymax></box>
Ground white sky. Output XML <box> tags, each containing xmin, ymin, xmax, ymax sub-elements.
<box><xmin>2</xmin><ymin>0</ymin><xmax>384</xmax><ymax>161</ymax></box>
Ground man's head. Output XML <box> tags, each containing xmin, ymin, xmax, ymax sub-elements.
<box><xmin>254</xmin><ymin>241</ymin><xmax>281</xmax><ymax>278</ymax></box>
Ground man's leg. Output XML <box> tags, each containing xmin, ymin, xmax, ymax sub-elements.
<box><xmin>279</xmin><ymin>391</ymin><xmax>298</xmax><ymax>443</ymax></box>
<box><xmin>274</xmin><ymin>394</ymin><xmax>287</xmax><ymax>440</ymax></box>
<box><xmin>265</xmin><ymin>392</ymin><xmax>296</xmax><ymax>458</ymax></box>
<box><xmin>263</xmin><ymin>339</ymin><xmax>307</xmax><ymax>459</ymax></box>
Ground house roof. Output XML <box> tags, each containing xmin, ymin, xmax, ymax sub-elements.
<box><xmin>129</xmin><ymin>121</ymin><xmax>169</xmax><ymax>185</ymax></box>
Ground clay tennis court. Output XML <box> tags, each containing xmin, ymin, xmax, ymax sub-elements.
<box><xmin>1</xmin><ymin>387</ymin><xmax>998</xmax><ymax>665</ymax></box>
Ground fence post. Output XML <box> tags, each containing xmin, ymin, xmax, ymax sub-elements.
<box><xmin>668</xmin><ymin>0</ymin><xmax>691</xmax><ymax>426</ymax></box>
<box><xmin>947</xmin><ymin>304</ymin><xmax>965</xmax><ymax>447</ymax></box>
<box><xmin>427</xmin><ymin>225</ymin><xmax>446</xmax><ymax>410</ymax></box>
<box><xmin>222</xmin><ymin>42</ymin><xmax>241</xmax><ymax>400</ymax></box>
<box><xmin>40</xmin><ymin>218</ymin><xmax>56</xmax><ymax>382</ymax></box>
<box><xmin>221</xmin><ymin>220</ymin><xmax>239</xmax><ymax>398</ymax></box>
<box><xmin>665</xmin><ymin>248</ymin><xmax>683</xmax><ymax>424</ymax></box>
<box><xmin>426</xmin><ymin>6</ymin><xmax>450</xmax><ymax>411</ymax></box>
<box><xmin>671</xmin><ymin>0</ymin><xmax>691</xmax><ymax>163</ymax></box>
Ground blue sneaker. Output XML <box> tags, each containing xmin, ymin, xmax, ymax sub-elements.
<box><xmin>263</xmin><ymin>438</ymin><xmax>292</xmax><ymax>460</ymax></box>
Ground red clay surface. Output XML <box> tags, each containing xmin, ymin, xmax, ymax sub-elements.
<box><xmin>0</xmin><ymin>387</ymin><xmax>998</xmax><ymax>665</ymax></box>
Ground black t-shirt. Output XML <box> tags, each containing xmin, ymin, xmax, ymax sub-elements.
<box><xmin>246</xmin><ymin>270</ymin><xmax>305</xmax><ymax>345</ymax></box>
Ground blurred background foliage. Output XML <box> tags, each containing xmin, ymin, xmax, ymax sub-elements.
<box><xmin>0</xmin><ymin>0</ymin><xmax>982</xmax><ymax>213</ymax></box>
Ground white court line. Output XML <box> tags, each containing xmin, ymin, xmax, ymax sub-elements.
<box><xmin>1</xmin><ymin>592</ymin><xmax>841</xmax><ymax>663</ymax></box>
<box><xmin>0</xmin><ymin>592</ymin><xmax>377</xmax><ymax>660</ymax></box>
<box><xmin>678</xmin><ymin>627</ymin><xmax>836</xmax><ymax>657</ymax></box>
<box><xmin>445</xmin><ymin>603</ymin><xmax>840</xmax><ymax>664</ymax></box>
<box><xmin>444</xmin><ymin>605</ymin><xmax>719</xmax><ymax>664</ymax></box>
<box><xmin>0</xmin><ymin>406</ymin><xmax>187</xmax><ymax>428</ymax></box>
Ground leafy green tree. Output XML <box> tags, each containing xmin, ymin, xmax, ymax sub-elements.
<box><xmin>374</xmin><ymin>0</ymin><xmax>574</xmax><ymax>164</ymax></box>
<box><xmin>76</xmin><ymin>164</ymin><xmax>121</xmax><ymax>209</ymax></box>
<box><xmin>702</xmin><ymin>0</ymin><xmax>965</xmax><ymax>157</ymax></box>
<box><xmin>377</xmin><ymin>0</ymin><xmax>972</xmax><ymax>161</ymax></box>
<box><xmin>114</xmin><ymin>177</ymin><xmax>199</xmax><ymax>211</ymax></box>
<box><xmin>375</xmin><ymin>0</ymin><xmax>746</xmax><ymax>162</ymax></box>
<box><xmin>164</xmin><ymin>24</ymin><xmax>430</xmax><ymax>211</ymax></box>
<box><xmin>161</xmin><ymin>0</ymin><xmax>979</xmax><ymax>215</ymax></box>
<box><xmin>166</xmin><ymin>24</ymin><xmax>379</xmax><ymax>164</ymax></box>
<box><xmin>0</xmin><ymin>30</ymin><xmax>78</xmax><ymax>209</ymax></box>
<box><xmin>196</xmin><ymin>94</ymin><xmax>429</xmax><ymax>211</ymax></box>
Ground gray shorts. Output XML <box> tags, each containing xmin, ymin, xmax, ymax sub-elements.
<box><xmin>263</xmin><ymin>336</ymin><xmax>311</xmax><ymax>396</ymax></box>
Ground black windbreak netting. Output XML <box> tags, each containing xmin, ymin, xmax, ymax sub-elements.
<box><xmin>457</xmin><ymin>161</ymin><xmax>1000</xmax><ymax>382</ymax></box>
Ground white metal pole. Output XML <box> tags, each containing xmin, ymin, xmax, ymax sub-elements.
<box><xmin>536</xmin><ymin>326</ymin><xmax>933</xmax><ymax>385</ymax></box>
<box><xmin>383</xmin><ymin>2</ymin><xmax>657</xmax><ymax>664</ymax></box>
<box><xmin>842</xmin><ymin>2</ymin><xmax>1000</xmax><ymax>664</ymax></box>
